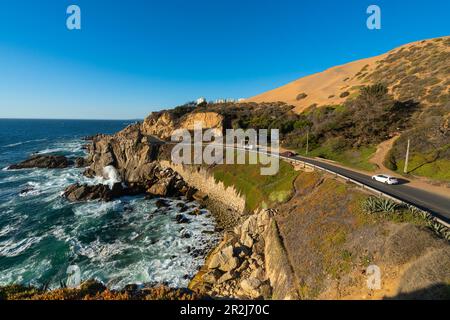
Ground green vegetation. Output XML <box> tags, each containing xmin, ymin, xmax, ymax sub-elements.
<box><xmin>362</xmin><ymin>197</ymin><xmax>401</xmax><ymax>214</ymax></box>
<box><xmin>368</xmin><ymin>39</ymin><xmax>450</xmax><ymax>103</ymax></box>
<box><xmin>212</xmin><ymin>157</ymin><xmax>299</xmax><ymax>212</ymax></box>
<box><xmin>302</xmin><ymin>143</ymin><xmax>377</xmax><ymax>171</ymax></box>
<box><xmin>385</xmin><ymin>103</ymin><xmax>450</xmax><ymax>182</ymax></box>
<box><xmin>361</xmin><ymin>197</ymin><xmax>450</xmax><ymax>240</ymax></box>
<box><xmin>283</xmin><ymin>83</ymin><xmax>417</xmax><ymax>170</ymax></box>
<box><xmin>394</xmin><ymin>155</ymin><xmax>450</xmax><ymax>181</ymax></box>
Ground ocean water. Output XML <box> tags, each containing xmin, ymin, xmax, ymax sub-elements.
<box><xmin>0</xmin><ymin>119</ymin><xmax>218</xmax><ymax>289</ymax></box>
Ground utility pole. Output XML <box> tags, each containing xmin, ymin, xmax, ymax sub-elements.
<box><xmin>305</xmin><ymin>129</ymin><xmax>309</xmax><ymax>156</ymax></box>
<box><xmin>404</xmin><ymin>139</ymin><xmax>410</xmax><ymax>174</ymax></box>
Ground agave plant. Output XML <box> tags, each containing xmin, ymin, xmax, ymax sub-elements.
<box><xmin>362</xmin><ymin>197</ymin><xmax>400</xmax><ymax>214</ymax></box>
<box><xmin>378</xmin><ymin>198</ymin><xmax>400</xmax><ymax>213</ymax></box>
<box><xmin>428</xmin><ymin>220</ymin><xmax>445</xmax><ymax>233</ymax></box>
<box><xmin>362</xmin><ymin>197</ymin><xmax>380</xmax><ymax>214</ymax></box>
<box><xmin>426</xmin><ymin>219</ymin><xmax>450</xmax><ymax>241</ymax></box>
<box><xmin>407</xmin><ymin>205</ymin><xmax>433</xmax><ymax>221</ymax></box>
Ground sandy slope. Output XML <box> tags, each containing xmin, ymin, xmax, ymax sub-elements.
<box><xmin>247</xmin><ymin>37</ymin><xmax>447</xmax><ymax>113</ymax></box>
<box><xmin>248</xmin><ymin>55</ymin><xmax>382</xmax><ymax>113</ymax></box>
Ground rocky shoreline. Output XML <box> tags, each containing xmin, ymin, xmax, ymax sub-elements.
<box><xmin>5</xmin><ymin>122</ymin><xmax>262</xmax><ymax>299</ymax></box>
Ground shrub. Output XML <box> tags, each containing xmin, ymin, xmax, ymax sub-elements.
<box><xmin>296</xmin><ymin>93</ymin><xmax>308</xmax><ymax>100</ymax></box>
<box><xmin>340</xmin><ymin>91</ymin><xmax>350</xmax><ymax>98</ymax></box>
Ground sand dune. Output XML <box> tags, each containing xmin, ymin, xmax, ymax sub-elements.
<box><xmin>247</xmin><ymin>37</ymin><xmax>449</xmax><ymax>113</ymax></box>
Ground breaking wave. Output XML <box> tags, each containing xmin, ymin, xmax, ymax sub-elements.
<box><xmin>2</xmin><ymin>139</ymin><xmax>47</xmax><ymax>148</ymax></box>
<box><xmin>0</xmin><ymin>134</ymin><xmax>218</xmax><ymax>290</ymax></box>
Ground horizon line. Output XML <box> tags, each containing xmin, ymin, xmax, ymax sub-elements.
<box><xmin>0</xmin><ymin>117</ymin><xmax>144</xmax><ymax>121</ymax></box>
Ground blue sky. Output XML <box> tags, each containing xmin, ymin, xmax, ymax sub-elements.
<box><xmin>0</xmin><ymin>0</ymin><xmax>449</xmax><ymax>119</ymax></box>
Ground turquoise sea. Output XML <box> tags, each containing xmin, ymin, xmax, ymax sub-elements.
<box><xmin>0</xmin><ymin>119</ymin><xmax>217</xmax><ymax>289</ymax></box>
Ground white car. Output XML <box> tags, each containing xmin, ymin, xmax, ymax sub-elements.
<box><xmin>243</xmin><ymin>144</ymin><xmax>255</xmax><ymax>150</ymax></box>
<box><xmin>371</xmin><ymin>174</ymin><xmax>399</xmax><ymax>185</ymax></box>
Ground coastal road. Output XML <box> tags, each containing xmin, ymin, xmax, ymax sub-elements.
<box><xmin>287</xmin><ymin>154</ymin><xmax>450</xmax><ymax>224</ymax></box>
<box><xmin>164</xmin><ymin>141</ymin><xmax>450</xmax><ymax>224</ymax></box>
<box><xmin>224</xmin><ymin>145</ymin><xmax>450</xmax><ymax>224</ymax></box>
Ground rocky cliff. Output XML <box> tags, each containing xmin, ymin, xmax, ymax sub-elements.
<box><xmin>142</xmin><ymin>110</ymin><xmax>224</xmax><ymax>139</ymax></box>
<box><xmin>83</xmin><ymin>110</ymin><xmax>226</xmax><ymax>183</ymax></box>
<box><xmin>190</xmin><ymin>209</ymin><xmax>276</xmax><ymax>299</ymax></box>
<box><xmin>77</xmin><ymin>112</ymin><xmax>450</xmax><ymax>300</ymax></box>
<box><xmin>85</xmin><ymin>123</ymin><xmax>163</xmax><ymax>183</ymax></box>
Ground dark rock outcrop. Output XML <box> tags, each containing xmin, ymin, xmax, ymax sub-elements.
<box><xmin>84</xmin><ymin>124</ymin><xmax>166</xmax><ymax>183</ymax></box>
<box><xmin>8</xmin><ymin>155</ymin><xmax>73</xmax><ymax>170</ymax></box>
<box><xmin>63</xmin><ymin>183</ymin><xmax>124</xmax><ymax>202</ymax></box>
<box><xmin>64</xmin><ymin>164</ymin><xmax>194</xmax><ymax>202</ymax></box>
<box><xmin>74</xmin><ymin>157</ymin><xmax>91</xmax><ymax>168</ymax></box>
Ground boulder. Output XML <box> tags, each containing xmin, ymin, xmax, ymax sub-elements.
<box><xmin>82</xmin><ymin>168</ymin><xmax>96</xmax><ymax>178</ymax></box>
<box><xmin>155</xmin><ymin>199</ymin><xmax>170</xmax><ymax>208</ymax></box>
<box><xmin>185</xmin><ymin>187</ymin><xmax>197</xmax><ymax>201</ymax></box>
<box><xmin>9</xmin><ymin>155</ymin><xmax>73</xmax><ymax>170</ymax></box>
<box><xmin>217</xmin><ymin>271</ymin><xmax>236</xmax><ymax>284</ymax></box>
<box><xmin>240</xmin><ymin>232</ymin><xmax>254</xmax><ymax>249</ymax></box>
<box><xmin>240</xmin><ymin>278</ymin><xmax>262</xmax><ymax>298</ymax></box>
<box><xmin>20</xmin><ymin>186</ymin><xmax>36</xmax><ymax>196</ymax></box>
<box><xmin>193</xmin><ymin>191</ymin><xmax>209</xmax><ymax>202</ymax></box>
<box><xmin>74</xmin><ymin>157</ymin><xmax>90</xmax><ymax>168</ymax></box>
<box><xmin>187</xmin><ymin>208</ymin><xmax>202</xmax><ymax>216</ymax></box>
<box><xmin>63</xmin><ymin>182</ymin><xmax>124</xmax><ymax>202</ymax></box>
<box><xmin>147</xmin><ymin>176</ymin><xmax>176</xmax><ymax>197</ymax></box>
<box><xmin>201</xmin><ymin>270</ymin><xmax>223</xmax><ymax>284</ymax></box>
<box><xmin>209</xmin><ymin>245</ymin><xmax>239</xmax><ymax>272</ymax></box>
<box><xmin>175</xmin><ymin>214</ymin><xmax>190</xmax><ymax>224</ymax></box>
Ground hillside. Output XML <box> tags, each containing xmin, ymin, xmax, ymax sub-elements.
<box><xmin>246</xmin><ymin>36</ymin><xmax>450</xmax><ymax>183</ymax></box>
<box><xmin>138</xmin><ymin>36</ymin><xmax>449</xmax><ymax>184</ymax></box>
<box><xmin>248</xmin><ymin>36</ymin><xmax>450</xmax><ymax>114</ymax></box>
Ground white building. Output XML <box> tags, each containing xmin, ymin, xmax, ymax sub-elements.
<box><xmin>196</xmin><ymin>97</ymin><xmax>207</xmax><ymax>105</ymax></box>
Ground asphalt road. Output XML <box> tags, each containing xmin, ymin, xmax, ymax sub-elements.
<box><xmin>290</xmin><ymin>155</ymin><xmax>450</xmax><ymax>224</ymax></box>
<box><xmin>164</xmin><ymin>142</ymin><xmax>450</xmax><ymax>223</ymax></box>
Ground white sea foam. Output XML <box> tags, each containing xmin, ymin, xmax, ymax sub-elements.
<box><xmin>0</xmin><ymin>136</ymin><xmax>218</xmax><ymax>290</ymax></box>
<box><xmin>72</xmin><ymin>200</ymin><xmax>122</xmax><ymax>218</ymax></box>
<box><xmin>36</xmin><ymin>140</ymin><xmax>85</xmax><ymax>155</ymax></box>
<box><xmin>2</xmin><ymin>139</ymin><xmax>47</xmax><ymax>148</ymax></box>
<box><xmin>102</xmin><ymin>165</ymin><xmax>121</xmax><ymax>188</ymax></box>
<box><xmin>0</xmin><ymin>225</ymin><xmax>17</xmax><ymax>237</ymax></box>
<box><xmin>0</xmin><ymin>236</ymin><xmax>44</xmax><ymax>257</ymax></box>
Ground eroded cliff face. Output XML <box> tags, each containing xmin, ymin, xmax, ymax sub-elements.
<box><xmin>142</xmin><ymin>111</ymin><xmax>224</xmax><ymax>139</ymax></box>
<box><xmin>83</xmin><ymin>111</ymin><xmax>224</xmax><ymax>189</ymax></box>
<box><xmin>141</xmin><ymin>112</ymin><xmax>176</xmax><ymax>140</ymax></box>
<box><xmin>180</xmin><ymin>112</ymin><xmax>224</xmax><ymax>132</ymax></box>
<box><xmin>190</xmin><ymin>209</ymin><xmax>276</xmax><ymax>299</ymax></box>
<box><xmin>85</xmin><ymin>123</ymin><xmax>163</xmax><ymax>183</ymax></box>
<box><xmin>83</xmin><ymin>111</ymin><xmax>225</xmax><ymax>189</ymax></box>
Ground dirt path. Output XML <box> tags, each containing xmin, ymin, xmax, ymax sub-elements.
<box><xmin>368</xmin><ymin>136</ymin><xmax>450</xmax><ymax>199</ymax></box>
<box><xmin>369</xmin><ymin>135</ymin><xmax>400</xmax><ymax>172</ymax></box>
